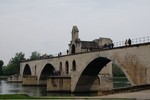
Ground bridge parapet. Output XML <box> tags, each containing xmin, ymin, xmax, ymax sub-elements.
<box><xmin>114</xmin><ymin>36</ymin><xmax>150</xmax><ymax>47</ymax></box>
<box><xmin>20</xmin><ymin>36</ymin><xmax>150</xmax><ymax>64</ymax></box>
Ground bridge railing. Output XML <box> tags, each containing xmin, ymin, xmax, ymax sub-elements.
<box><xmin>113</xmin><ymin>36</ymin><xmax>150</xmax><ymax>47</ymax></box>
<box><xmin>21</xmin><ymin>36</ymin><xmax>150</xmax><ymax>63</ymax></box>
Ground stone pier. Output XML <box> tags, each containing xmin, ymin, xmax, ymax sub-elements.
<box><xmin>47</xmin><ymin>76</ymin><xmax>71</xmax><ymax>92</ymax></box>
<box><xmin>22</xmin><ymin>75</ymin><xmax>37</xmax><ymax>86</ymax></box>
<box><xmin>7</xmin><ymin>74</ymin><xmax>22</xmax><ymax>83</ymax></box>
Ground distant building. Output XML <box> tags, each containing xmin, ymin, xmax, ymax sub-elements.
<box><xmin>68</xmin><ymin>26</ymin><xmax>113</xmax><ymax>54</ymax></box>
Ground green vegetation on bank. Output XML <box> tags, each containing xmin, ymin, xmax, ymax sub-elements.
<box><xmin>113</xmin><ymin>77</ymin><xmax>128</xmax><ymax>82</ymax></box>
<box><xmin>0</xmin><ymin>94</ymin><xmax>136</xmax><ymax>100</ymax></box>
<box><xmin>112</xmin><ymin>63</ymin><xmax>125</xmax><ymax>77</ymax></box>
<box><xmin>0</xmin><ymin>60</ymin><xmax>4</xmax><ymax>75</ymax></box>
<box><xmin>0</xmin><ymin>94</ymin><xmax>33</xmax><ymax>99</ymax></box>
<box><xmin>1</xmin><ymin>52</ymin><xmax>25</xmax><ymax>75</ymax></box>
<box><xmin>0</xmin><ymin>76</ymin><xmax>8</xmax><ymax>79</ymax></box>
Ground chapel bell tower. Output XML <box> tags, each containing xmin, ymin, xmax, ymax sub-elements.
<box><xmin>68</xmin><ymin>26</ymin><xmax>81</xmax><ymax>54</ymax></box>
<box><xmin>72</xmin><ymin>26</ymin><xmax>79</xmax><ymax>41</ymax></box>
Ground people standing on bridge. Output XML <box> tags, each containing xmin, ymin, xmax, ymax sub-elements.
<box><xmin>58</xmin><ymin>52</ymin><xmax>62</xmax><ymax>56</ymax></box>
<box><xmin>125</xmin><ymin>39</ymin><xmax>128</xmax><ymax>46</ymax></box>
<box><xmin>66</xmin><ymin>50</ymin><xmax>69</xmax><ymax>55</ymax></box>
<box><xmin>111</xmin><ymin>43</ymin><xmax>114</xmax><ymax>48</ymax></box>
<box><xmin>128</xmin><ymin>38</ymin><xmax>131</xmax><ymax>46</ymax></box>
<box><xmin>59</xmin><ymin>52</ymin><xmax>62</xmax><ymax>56</ymax></box>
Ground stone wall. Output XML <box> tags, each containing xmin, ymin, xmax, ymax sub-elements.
<box><xmin>47</xmin><ymin>76</ymin><xmax>71</xmax><ymax>92</ymax></box>
<box><xmin>99</xmin><ymin>62</ymin><xmax>113</xmax><ymax>91</ymax></box>
<box><xmin>22</xmin><ymin>75</ymin><xmax>37</xmax><ymax>86</ymax></box>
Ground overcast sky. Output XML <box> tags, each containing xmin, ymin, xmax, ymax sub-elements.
<box><xmin>0</xmin><ymin>0</ymin><xmax>150</xmax><ymax>65</ymax></box>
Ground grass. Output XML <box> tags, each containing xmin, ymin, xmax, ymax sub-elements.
<box><xmin>0</xmin><ymin>94</ymin><xmax>33</xmax><ymax>99</ymax></box>
<box><xmin>0</xmin><ymin>94</ymin><xmax>136</xmax><ymax>100</ymax></box>
<box><xmin>101</xmin><ymin>98</ymin><xmax>136</xmax><ymax>100</ymax></box>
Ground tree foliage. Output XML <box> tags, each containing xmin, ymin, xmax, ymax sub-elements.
<box><xmin>0</xmin><ymin>60</ymin><xmax>4</xmax><ymax>67</ymax></box>
<box><xmin>0</xmin><ymin>60</ymin><xmax>4</xmax><ymax>75</ymax></box>
<box><xmin>3</xmin><ymin>52</ymin><xmax>26</xmax><ymax>75</ymax></box>
<box><xmin>49</xmin><ymin>54</ymin><xmax>53</xmax><ymax>58</ymax></box>
<box><xmin>1</xmin><ymin>51</ymin><xmax>54</xmax><ymax>75</ymax></box>
<box><xmin>30</xmin><ymin>51</ymin><xmax>41</xmax><ymax>60</ymax></box>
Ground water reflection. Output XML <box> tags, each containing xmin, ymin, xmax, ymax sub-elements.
<box><xmin>113</xmin><ymin>77</ymin><xmax>131</xmax><ymax>88</ymax></box>
<box><xmin>0</xmin><ymin>80</ymin><xmax>97</xmax><ymax>97</ymax></box>
<box><xmin>0</xmin><ymin>77</ymin><xmax>130</xmax><ymax>97</ymax></box>
<box><xmin>0</xmin><ymin>80</ymin><xmax>46</xmax><ymax>96</ymax></box>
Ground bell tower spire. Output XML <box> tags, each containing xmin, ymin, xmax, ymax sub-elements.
<box><xmin>71</xmin><ymin>26</ymin><xmax>79</xmax><ymax>41</ymax></box>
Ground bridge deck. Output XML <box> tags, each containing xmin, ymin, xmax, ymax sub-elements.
<box><xmin>21</xmin><ymin>42</ymin><xmax>150</xmax><ymax>63</ymax></box>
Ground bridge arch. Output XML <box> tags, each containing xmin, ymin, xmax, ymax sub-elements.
<box><xmin>59</xmin><ymin>62</ymin><xmax>62</xmax><ymax>72</ymax></box>
<box><xmin>74</xmin><ymin>57</ymin><xmax>111</xmax><ymax>92</ymax></box>
<box><xmin>38</xmin><ymin>63</ymin><xmax>55</xmax><ymax>85</ymax></box>
<box><xmin>72</xmin><ymin>60</ymin><xmax>76</xmax><ymax>71</ymax></box>
<box><xmin>112</xmin><ymin>61</ymin><xmax>134</xmax><ymax>85</ymax></box>
<box><xmin>100</xmin><ymin>55</ymin><xmax>134</xmax><ymax>86</ymax></box>
<box><xmin>23</xmin><ymin>64</ymin><xmax>31</xmax><ymax>75</ymax></box>
<box><xmin>99</xmin><ymin>53</ymin><xmax>135</xmax><ymax>86</ymax></box>
<box><xmin>65</xmin><ymin>61</ymin><xmax>69</xmax><ymax>74</ymax></box>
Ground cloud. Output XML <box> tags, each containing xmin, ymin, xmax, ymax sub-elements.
<box><xmin>0</xmin><ymin>0</ymin><xmax>150</xmax><ymax>64</ymax></box>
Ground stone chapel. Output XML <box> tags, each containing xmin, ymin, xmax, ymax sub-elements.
<box><xmin>68</xmin><ymin>26</ymin><xmax>113</xmax><ymax>54</ymax></box>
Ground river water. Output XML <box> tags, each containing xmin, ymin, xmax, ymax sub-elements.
<box><xmin>0</xmin><ymin>78</ymin><xmax>130</xmax><ymax>97</ymax></box>
<box><xmin>0</xmin><ymin>79</ymin><xmax>97</xmax><ymax>97</ymax></box>
<box><xmin>0</xmin><ymin>80</ymin><xmax>47</xmax><ymax>96</ymax></box>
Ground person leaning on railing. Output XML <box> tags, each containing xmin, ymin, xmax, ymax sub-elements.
<box><xmin>128</xmin><ymin>38</ymin><xmax>131</xmax><ymax>46</ymax></box>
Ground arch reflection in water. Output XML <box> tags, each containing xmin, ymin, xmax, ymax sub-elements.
<box><xmin>0</xmin><ymin>80</ymin><xmax>46</xmax><ymax>96</ymax></box>
<box><xmin>0</xmin><ymin>80</ymin><xmax>98</xmax><ymax>96</ymax></box>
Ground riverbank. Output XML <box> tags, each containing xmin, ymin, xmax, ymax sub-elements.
<box><xmin>0</xmin><ymin>94</ymin><xmax>134</xmax><ymax>100</ymax></box>
<box><xmin>99</xmin><ymin>89</ymin><xmax>150</xmax><ymax>99</ymax></box>
<box><xmin>0</xmin><ymin>94</ymin><xmax>33</xmax><ymax>99</ymax></box>
<box><xmin>1</xmin><ymin>89</ymin><xmax>150</xmax><ymax>99</ymax></box>
<box><xmin>41</xmin><ymin>89</ymin><xmax>150</xmax><ymax>99</ymax></box>
<box><xmin>0</xmin><ymin>76</ymin><xmax>8</xmax><ymax>79</ymax></box>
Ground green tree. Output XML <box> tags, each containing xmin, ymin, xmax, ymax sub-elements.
<box><xmin>0</xmin><ymin>60</ymin><xmax>4</xmax><ymax>75</ymax></box>
<box><xmin>5</xmin><ymin>52</ymin><xmax>26</xmax><ymax>75</ymax></box>
<box><xmin>0</xmin><ymin>60</ymin><xmax>4</xmax><ymax>67</ymax></box>
<box><xmin>1</xmin><ymin>65</ymin><xmax>8</xmax><ymax>75</ymax></box>
<box><xmin>30</xmin><ymin>51</ymin><xmax>41</xmax><ymax>60</ymax></box>
<box><xmin>41</xmin><ymin>53</ymin><xmax>53</xmax><ymax>58</ymax></box>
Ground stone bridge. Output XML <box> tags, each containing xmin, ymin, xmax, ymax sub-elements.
<box><xmin>20</xmin><ymin>42</ymin><xmax>150</xmax><ymax>92</ymax></box>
